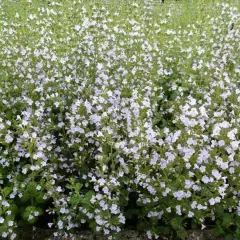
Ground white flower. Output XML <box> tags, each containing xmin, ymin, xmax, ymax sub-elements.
<box><xmin>97</xmin><ymin>63</ymin><xmax>103</xmax><ymax>70</ymax></box>
<box><xmin>48</xmin><ymin>223</ymin><xmax>54</xmax><ymax>228</ymax></box>
<box><xmin>6</xmin><ymin>211</ymin><xmax>11</xmax><ymax>215</ymax></box>
<box><xmin>199</xmin><ymin>106</ymin><xmax>208</xmax><ymax>118</ymax></box>
<box><xmin>102</xmin><ymin>186</ymin><xmax>109</xmax><ymax>194</ymax></box>
<box><xmin>185</xmin><ymin>180</ymin><xmax>193</xmax><ymax>189</ymax></box>
<box><xmin>57</xmin><ymin>220</ymin><xmax>63</xmax><ymax>229</ymax></box>
<box><xmin>31</xmin><ymin>132</ymin><xmax>37</xmax><ymax>138</ymax></box>
<box><xmin>5</xmin><ymin>134</ymin><xmax>13</xmax><ymax>143</ymax></box>
<box><xmin>9</xmin><ymin>193</ymin><xmax>15</xmax><ymax>199</ymax></box>
<box><xmin>166</xmin><ymin>207</ymin><xmax>171</xmax><ymax>213</ymax></box>
<box><xmin>231</xmin><ymin>141</ymin><xmax>239</xmax><ymax>150</ymax></box>
<box><xmin>188</xmin><ymin>211</ymin><xmax>194</xmax><ymax>217</ymax></box>
<box><xmin>98</xmin><ymin>178</ymin><xmax>106</xmax><ymax>186</ymax></box>
<box><xmin>227</xmin><ymin>129</ymin><xmax>237</xmax><ymax>140</ymax></box>
<box><xmin>173</xmin><ymin>190</ymin><xmax>186</xmax><ymax>200</ymax></box>
<box><xmin>147</xmin><ymin>186</ymin><xmax>156</xmax><ymax>195</ymax></box>
<box><xmin>60</xmin><ymin>208</ymin><xmax>67</xmax><ymax>214</ymax></box>
<box><xmin>209</xmin><ymin>198</ymin><xmax>215</xmax><ymax>206</ymax></box>
<box><xmin>212</xmin><ymin>124</ymin><xmax>221</xmax><ymax>136</ymax></box>
<box><xmin>201</xmin><ymin>224</ymin><xmax>206</xmax><ymax>230</ymax></box>
<box><xmin>176</xmin><ymin>205</ymin><xmax>182</xmax><ymax>215</ymax></box>
<box><xmin>200</xmin><ymin>166</ymin><xmax>206</xmax><ymax>173</ymax></box>
<box><xmin>56</xmin><ymin>186</ymin><xmax>63</xmax><ymax>192</ymax></box>
<box><xmin>165</xmin><ymin>152</ymin><xmax>175</xmax><ymax>161</ymax></box>
<box><xmin>110</xmin><ymin>204</ymin><xmax>119</xmax><ymax>214</ymax></box>
<box><xmin>2</xmin><ymin>233</ymin><xmax>8</xmax><ymax>238</ymax></box>
<box><xmin>10</xmin><ymin>233</ymin><xmax>17</xmax><ymax>240</ymax></box>
<box><xmin>94</xmin><ymin>185</ymin><xmax>99</xmax><ymax>192</ymax></box>
<box><xmin>81</xmin><ymin>219</ymin><xmax>86</xmax><ymax>223</ymax></box>
<box><xmin>0</xmin><ymin>217</ymin><xmax>4</xmax><ymax>223</ymax></box>
<box><xmin>160</xmin><ymin>182</ymin><xmax>165</xmax><ymax>188</ymax></box>
<box><xmin>36</xmin><ymin>62</ymin><xmax>43</xmax><ymax>69</ymax></box>
<box><xmin>65</xmin><ymin>76</ymin><xmax>71</xmax><ymax>83</ymax></box>
<box><xmin>8</xmin><ymin>221</ymin><xmax>14</xmax><ymax>227</ymax></box>
<box><xmin>202</xmin><ymin>175</ymin><xmax>210</xmax><ymax>184</ymax></box>
<box><xmin>212</xmin><ymin>169</ymin><xmax>221</xmax><ymax>180</ymax></box>
<box><xmin>118</xmin><ymin>213</ymin><xmax>125</xmax><ymax>224</ymax></box>
<box><xmin>147</xmin><ymin>231</ymin><xmax>152</xmax><ymax>239</ymax></box>
<box><xmin>2</xmin><ymin>201</ymin><xmax>10</xmax><ymax>207</ymax></box>
<box><xmin>103</xmin><ymin>229</ymin><xmax>110</xmax><ymax>235</ymax></box>
<box><xmin>74</xmin><ymin>25</ymin><xmax>81</xmax><ymax>31</ymax></box>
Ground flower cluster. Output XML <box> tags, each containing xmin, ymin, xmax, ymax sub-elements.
<box><xmin>0</xmin><ymin>0</ymin><xmax>240</xmax><ymax>239</ymax></box>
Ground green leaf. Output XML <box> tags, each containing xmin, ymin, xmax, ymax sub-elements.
<box><xmin>21</xmin><ymin>191</ymin><xmax>30</xmax><ymax>202</ymax></box>
<box><xmin>70</xmin><ymin>194</ymin><xmax>82</xmax><ymax>204</ymax></box>
<box><xmin>222</xmin><ymin>213</ymin><xmax>233</xmax><ymax>227</ymax></box>
<box><xmin>6</xmin><ymin>110</ymin><xmax>13</xmax><ymax>120</ymax></box>
<box><xmin>136</xmin><ymin>200</ymin><xmax>144</xmax><ymax>207</ymax></box>
<box><xmin>28</xmin><ymin>217</ymin><xmax>37</xmax><ymax>225</ymax></box>
<box><xmin>191</xmin><ymin>220</ymin><xmax>198</xmax><ymax>230</ymax></box>
<box><xmin>9</xmin><ymin>204</ymin><xmax>19</xmax><ymax>215</ymax></box>
<box><xmin>152</xmin><ymin>226</ymin><xmax>164</xmax><ymax>234</ymax></box>
<box><xmin>224</xmin><ymin>234</ymin><xmax>234</xmax><ymax>240</ymax></box>
<box><xmin>35</xmin><ymin>192</ymin><xmax>46</xmax><ymax>203</ymax></box>
<box><xmin>81</xmin><ymin>197</ymin><xmax>93</xmax><ymax>208</ymax></box>
<box><xmin>27</xmin><ymin>182</ymin><xmax>37</xmax><ymax>195</ymax></box>
<box><xmin>149</xmin><ymin>216</ymin><xmax>158</xmax><ymax>226</ymax></box>
<box><xmin>22</xmin><ymin>206</ymin><xmax>43</xmax><ymax>224</ymax></box>
<box><xmin>85</xmin><ymin>191</ymin><xmax>95</xmax><ymax>199</ymax></box>
<box><xmin>36</xmin><ymin>207</ymin><xmax>44</xmax><ymax>216</ymax></box>
<box><xmin>75</xmin><ymin>183</ymin><xmax>83</xmax><ymax>192</ymax></box>
<box><xmin>171</xmin><ymin>217</ymin><xmax>183</xmax><ymax>230</ymax></box>
<box><xmin>177</xmin><ymin>229</ymin><xmax>188</xmax><ymax>240</ymax></box>
<box><xmin>2</xmin><ymin>187</ymin><xmax>12</xmax><ymax>197</ymax></box>
<box><xmin>5</xmin><ymin>213</ymin><xmax>15</xmax><ymax>221</ymax></box>
<box><xmin>119</xmin><ymin>197</ymin><xmax>128</xmax><ymax>207</ymax></box>
<box><xmin>212</xmin><ymin>226</ymin><xmax>224</xmax><ymax>236</ymax></box>
<box><xmin>215</xmin><ymin>205</ymin><xmax>224</xmax><ymax>217</ymax></box>
<box><xmin>23</xmin><ymin>206</ymin><xmax>35</xmax><ymax>215</ymax></box>
<box><xmin>18</xmin><ymin>219</ymin><xmax>31</xmax><ymax>227</ymax></box>
<box><xmin>163</xmin><ymin>227</ymin><xmax>170</xmax><ymax>235</ymax></box>
<box><xmin>89</xmin><ymin>221</ymin><xmax>97</xmax><ymax>232</ymax></box>
<box><xmin>0</xmin><ymin>226</ymin><xmax>7</xmax><ymax>236</ymax></box>
<box><xmin>236</xmin><ymin>216</ymin><xmax>240</xmax><ymax>228</ymax></box>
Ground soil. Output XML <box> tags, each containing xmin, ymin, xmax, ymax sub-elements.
<box><xmin>13</xmin><ymin>228</ymin><xmax>224</xmax><ymax>240</ymax></box>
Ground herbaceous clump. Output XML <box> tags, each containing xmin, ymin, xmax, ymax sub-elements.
<box><xmin>0</xmin><ymin>0</ymin><xmax>240</xmax><ymax>239</ymax></box>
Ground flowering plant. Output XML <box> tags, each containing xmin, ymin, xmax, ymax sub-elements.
<box><xmin>0</xmin><ymin>0</ymin><xmax>240</xmax><ymax>239</ymax></box>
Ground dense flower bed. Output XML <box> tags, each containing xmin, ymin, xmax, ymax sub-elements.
<box><xmin>0</xmin><ymin>0</ymin><xmax>240</xmax><ymax>239</ymax></box>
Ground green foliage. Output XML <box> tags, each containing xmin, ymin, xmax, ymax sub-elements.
<box><xmin>0</xmin><ymin>0</ymin><xmax>239</xmax><ymax>239</ymax></box>
<box><xmin>21</xmin><ymin>206</ymin><xmax>44</xmax><ymax>224</ymax></box>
